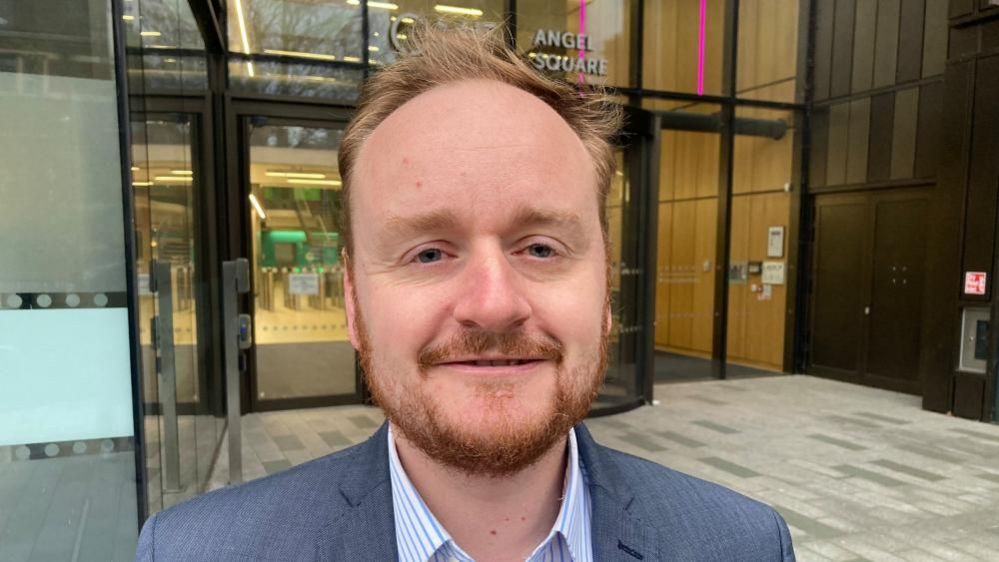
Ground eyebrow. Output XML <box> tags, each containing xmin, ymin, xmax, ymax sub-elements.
<box><xmin>382</xmin><ymin>206</ymin><xmax>584</xmax><ymax>238</ymax></box>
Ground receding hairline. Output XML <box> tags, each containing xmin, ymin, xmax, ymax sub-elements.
<box><xmin>352</xmin><ymin>78</ymin><xmax>598</xmax><ymax>183</ymax></box>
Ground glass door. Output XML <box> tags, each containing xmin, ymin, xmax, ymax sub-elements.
<box><xmin>242</xmin><ymin>117</ymin><xmax>360</xmax><ymax>410</ymax></box>
<box><xmin>131</xmin><ymin>112</ymin><xmax>220</xmax><ymax>512</ymax></box>
<box><xmin>592</xmin><ymin>106</ymin><xmax>658</xmax><ymax>414</ymax></box>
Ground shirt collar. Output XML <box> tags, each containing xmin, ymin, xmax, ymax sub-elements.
<box><xmin>387</xmin><ymin>425</ymin><xmax>591</xmax><ymax>562</ymax></box>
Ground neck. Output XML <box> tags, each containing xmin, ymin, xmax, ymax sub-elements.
<box><xmin>393</xmin><ymin>426</ymin><xmax>569</xmax><ymax>562</ymax></box>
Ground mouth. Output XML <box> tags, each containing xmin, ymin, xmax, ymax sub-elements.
<box><xmin>432</xmin><ymin>357</ymin><xmax>547</xmax><ymax>372</ymax></box>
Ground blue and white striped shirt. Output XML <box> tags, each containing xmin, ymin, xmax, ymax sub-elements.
<box><xmin>387</xmin><ymin>425</ymin><xmax>593</xmax><ymax>562</ymax></box>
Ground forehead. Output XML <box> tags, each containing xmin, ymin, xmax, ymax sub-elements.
<box><xmin>351</xmin><ymin>79</ymin><xmax>598</xmax><ymax>225</ymax></box>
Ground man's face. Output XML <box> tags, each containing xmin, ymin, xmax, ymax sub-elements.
<box><xmin>346</xmin><ymin>79</ymin><xmax>609</xmax><ymax>476</ymax></box>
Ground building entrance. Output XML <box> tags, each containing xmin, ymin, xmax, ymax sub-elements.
<box><xmin>232</xmin><ymin>110</ymin><xmax>362</xmax><ymax>411</ymax></box>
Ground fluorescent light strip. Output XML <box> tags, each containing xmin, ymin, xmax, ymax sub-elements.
<box><xmin>171</xmin><ymin>170</ymin><xmax>193</xmax><ymax>175</ymax></box>
<box><xmin>122</xmin><ymin>15</ymin><xmax>135</xmax><ymax>21</ymax></box>
<box><xmin>347</xmin><ymin>0</ymin><xmax>399</xmax><ymax>9</ymax></box>
<box><xmin>154</xmin><ymin>176</ymin><xmax>193</xmax><ymax>182</ymax></box>
<box><xmin>234</xmin><ymin>0</ymin><xmax>252</xmax><ymax>54</ymax></box>
<box><xmin>342</xmin><ymin>56</ymin><xmax>361</xmax><ymax>63</ymax></box>
<box><xmin>249</xmin><ymin>194</ymin><xmax>267</xmax><ymax>220</ymax></box>
<box><xmin>287</xmin><ymin>179</ymin><xmax>342</xmax><ymax>186</ymax></box>
<box><xmin>434</xmin><ymin>4</ymin><xmax>483</xmax><ymax>16</ymax></box>
<box><xmin>266</xmin><ymin>171</ymin><xmax>326</xmax><ymax>179</ymax></box>
<box><xmin>263</xmin><ymin>49</ymin><xmax>337</xmax><ymax>61</ymax></box>
<box><xmin>247</xmin><ymin>61</ymin><xmax>255</xmax><ymax>77</ymax></box>
<box><xmin>133</xmin><ymin>181</ymin><xmax>154</xmax><ymax>187</ymax></box>
<box><xmin>140</xmin><ymin>30</ymin><xmax>161</xmax><ymax>37</ymax></box>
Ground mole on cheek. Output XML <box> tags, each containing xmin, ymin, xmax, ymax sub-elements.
<box><xmin>415</xmin><ymin>180</ymin><xmax>422</xmax><ymax>189</ymax></box>
<box><xmin>490</xmin><ymin>530</ymin><xmax>497</xmax><ymax>536</ymax></box>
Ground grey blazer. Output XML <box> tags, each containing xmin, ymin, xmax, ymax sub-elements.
<box><xmin>136</xmin><ymin>423</ymin><xmax>795</xmax><ymax>561</ymax></box>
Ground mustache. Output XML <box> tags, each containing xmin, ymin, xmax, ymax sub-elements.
<box><xmin>418</xmin><ymin>330</ymin><xmax>564</xmax><ymax>370</ymax></box>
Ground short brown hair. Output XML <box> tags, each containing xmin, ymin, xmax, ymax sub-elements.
<box><xmin>337</xmin><ymin>21</ymin><xmax>622</xmax><ymax>256</ymax></box>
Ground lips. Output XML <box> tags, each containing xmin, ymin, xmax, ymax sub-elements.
<box><xmin>443</xmin><ymin>358</ymin><xmax>541</xmax><ymax>367</ymax></box>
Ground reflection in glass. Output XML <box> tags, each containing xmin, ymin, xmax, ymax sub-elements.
<box><xmin>226</xmin><ymin>0</ymin><xmax>363</xmax><ymax>60</ymax></box>
<box><xmin>123</xmin><ymin>0</ymin><xmax>208</xmax><ymax>92</ymax></box>
<box><xmin>248</xmin><ymin>123</ymin><xmax>356</xmax><ymax>401</ymax></box>
<box><xmin>366</xmin><ymin>1</ymin><xmax>504</xmax><ymax>66</ymax></box>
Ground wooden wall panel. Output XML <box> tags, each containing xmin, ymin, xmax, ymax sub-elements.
<box><xmin>897</xmin><ymin>0</ymin><xmax>926</xmax><ymax>84</ymax></box>
<box><xmin>696</xmin><ymin>133</ymin><xmax>721</xmax><ymax>198</ymax></box>
<box><xmin>873</xmin><ymin>0</ymin><xmax>901</xmax><ymax>89</ymax></box>
<box><xmin>826</xmin><ymin>102</ymin><xmax>850</xmax><ymax>186</ymax></box>
<box><xmin>727</xmin><ymin>193</ymin><xmax>791</xmax><ymax>370</ymax></box>
<box><xmin>847</xmin><ymin>98</ymin><xmax>871</xmax><ymax>185</ymax></box>
<box><xmin>692</xmin><ymin>198</ymin><xmax>717</xmax><ymax>353</ymax></box>
<box><xmin>867</xmin><ymin>93</ymin><xmax>895</xmax><ymax>182</ymax></box>
<box><xmin>831</xmin><ymin>0</ymin><xmax>857</xmax><ymax>98</ymax></box>
<box><xmin>655</xmin><ymin>202</ymin><xmax>674</xmax><ymax>347</ymax></box>
<box><xmin>852</xmin><ymin>0</ymin><xmax>878</xmax><ymax>93</ymax></box>
<box><xmin>642</xmin><ymin>0</ymin><xmax>724</xmax><ymax>94</ymax></box>
<box><xmin>668</xmin><ymin>200</ymin><xmax>695</xmax><ymax>349</ymax></box>
<box><xmin>810</xmin><ymin>107</ymin><xmax>830</xmax><ymax>188</ymax></box>
<box><xmin>922</xmin><ymin>0</ymin><xmax>948</xmax><ymax>78</ymax></box>
<box><xmin>659</xmin><ymin>130</ymin><xmax>677</xmax><ymax>201</ymax></box>
<box><xmin>890</xmin><ymin>87</ymin><xmax>919</xmax><ymax>179</ymax></box>
<box><xmin>962</xmin><ymin>55</ymin><xmax>999</xmax><ymax>278</ymax></box>
<box><xmin>915</xmin><ymin>81</ymin><xmax>944</xmax><ymax>179</ymax></box>
<box><xmin>814</xmin><ymin>0</ymin><xmax>835</xmax><ymax>100</ymax></box>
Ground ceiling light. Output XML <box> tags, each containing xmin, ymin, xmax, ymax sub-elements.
<box><xmin>133</xmin><ymin>181</ymin><xmax>154</xmax><ymax>187</ymax></box>
<box><xmin>154</xmin><ymin>176</ymin><xmax>193</xmax><ymax>182</ymax></box>
<box><xmin>264</xmin><ymin>49</ymin><xmax>337</xmax><ymax>61</ymax></box>
<box><xmin>287</xmin><ymin>179</ymin><xmax>342</xmax><ymax>186</ymax></box>
<box><xmin>122</xmin><ymin>15</ymin><xmax>135</xmax><ymax>21</ymax></box>
<box><xmin>171</xmin><ymin>170</ymin><xmax>193</xmax><ymax>175</ymax></box>
<box><xmin>140</xmin><ymin>30</ymin><xmax>161</xmax><ymax>37</ymax></box>
<box><xmin>401</xmin><ymin>16</ymin><xmax>415</xmax><ymax>23</ymax></box>
<box><xmin>131</xmin><ymin>166</ymin><xmax>140</xmax><ymax>171</ymax></box>
<box><xmin>347</xmin><ymin>0</ymin><xmax>399</xmax><ymax>9</ymax></box>
<box><xmin>342</xmin><ymin>56</ymin><xmax>361</xmax><ymax>63</ymax></box>
<box><xmin>396</xmin><ymin>33</ymin><xmax>408</xmax><ymax>40</ymax></box>
<box><xmin>368</xmin><ymin>45</ymin><xmax>380</xmax><ymax>52</ymax></box>
<box><xmin>249</xmin><ymin>193</ymin><xmax>267</xmax><ymax>220</ymax></box>
<box><xmin>266</xmin><ymin>171</ymin><xmax>326</xmax><ymax>179</ymax></box>
<box><xmin>434</xmin><ymin>5</ymin><xmax>482</xmax><ymax>16</ymax></box>
<box><xmin>247</xmin><ymin>61</ymin><xmax>255</xmax><ymax>77</ymax></box>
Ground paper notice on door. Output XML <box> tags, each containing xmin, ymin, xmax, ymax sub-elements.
<box><xmin>288</xmin><ymin>273</ymin><xmax>320</xmax><ymax>295</ymax></box>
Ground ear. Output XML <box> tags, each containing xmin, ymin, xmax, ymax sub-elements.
<box><xmin>342</xmin><ymin>251</ymin><xmax>361</xmax><ymax>350</ymax></box>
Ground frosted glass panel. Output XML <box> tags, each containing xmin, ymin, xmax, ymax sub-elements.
<box><xmin>0</xmin><ymin>72</ymin><xmax>127</xmax><ymax>293</ymax></box>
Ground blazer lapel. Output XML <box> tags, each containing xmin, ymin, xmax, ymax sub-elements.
<box><xmin>317</xmin><ymin>423</ymin><xmax>399</xmax><ymax>562</ymax></box>
<box><xmin>576</xmin><ymin>424</ymin><xmax>659</xmax><ymax>561</ymax></box>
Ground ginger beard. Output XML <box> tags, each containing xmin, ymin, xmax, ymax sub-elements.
<box><xmin>353</xmin><ymin>288</ymin><xmax>611</xmax><ymax>478</ymax></box>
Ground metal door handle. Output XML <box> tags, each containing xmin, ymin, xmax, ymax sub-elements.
<box><xmin>223</xmin><ymin>258</ymin><xmax>250</xmax><ymax>485</ymax></box>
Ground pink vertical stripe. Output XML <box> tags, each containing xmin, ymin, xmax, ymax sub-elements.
<box><xmin>578</xmin><ymin>0</ymin><xmax>587</xmax><ymax>84</ymax></box>
<box><xmin>697</xmin><ymin>0</ymin><xmax>707</xmax><ymax>95</ymax></box>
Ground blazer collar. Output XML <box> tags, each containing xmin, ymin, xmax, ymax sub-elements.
<box><xmin>318</xmin><ymin>423</ymin><xmax>398</xmax><ymax>561</ymax></box>
<box><xmin>575</xmin><ymin>423</ymin><xmax>659</xmax><ymax>561</ymax></box>
<box><xmin>319</xmin><ymin>422</ymin><xmax>658</xmax><ymax>561</ymax></box>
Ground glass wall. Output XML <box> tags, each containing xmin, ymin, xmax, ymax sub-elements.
<box><xmin>517</xmin><ymin>0</ymin><xmax>633</xmax><ymax>88</ymax></box>
<box><xmin>0</xmin><ymin>0</ymin><xmax>140</xmax><ymax>558</ymax></box>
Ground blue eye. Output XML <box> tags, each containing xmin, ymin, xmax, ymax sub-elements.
<box><xmin>527</xmin><ymin>243</ymin><xmax>556</xmax><ymax>258</ymax></box>
<box><xmin>415</xmin><ymin>248</ymin><xmax>443</xmax><ymax>263</ymax></box>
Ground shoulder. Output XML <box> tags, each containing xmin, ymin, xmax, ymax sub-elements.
<box><xmin>136</xmin><ymin>441</ymin><xmax>382</xmax><ymax>561</ymax></box>
<box><xmin>588</xmin><ymin>442</ymin><xmax>795</xmax><ymax>560</ymax></box>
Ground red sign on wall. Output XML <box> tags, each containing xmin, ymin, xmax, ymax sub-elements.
<box><xmin>964</xmin><ymin>272</ymin><xmax>987</xmax><ymax>295</ymax></box>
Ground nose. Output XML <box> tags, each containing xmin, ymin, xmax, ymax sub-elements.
<box><xmin>452</xmin><ymin>245</ymin><xmax>532</xmax><ymax>332</ymax></box>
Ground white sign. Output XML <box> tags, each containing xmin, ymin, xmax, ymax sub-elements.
<box><xmin>965</xmin><ymin>272</ymin><xmax>987</xmax><ymax>295</ymax></box>
<box><xmin>762</xmin><ymin>261</ymin><xmax>786</xmax><ymax>285</ymax></box>
<box><xmin>288</xmin><ymin>273</ymin><xmax>320</xmax><ymax>296</ymax></box>
<box><xmin>138</xmin><ymin>273</ymin><xmax>152</xmax><ymax>296</ymax></box>
<box><xmin>767</xmin><ymin>226</ymin><xmax>785</xmax><ymax>258</ymax></box>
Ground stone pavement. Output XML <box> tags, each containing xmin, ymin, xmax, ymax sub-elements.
<box><xmin>209</xmin><ymin>375</ymin><xmax>999</xmax><ymax>561</ymax></box>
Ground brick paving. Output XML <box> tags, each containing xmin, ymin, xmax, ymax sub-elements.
<box><xmin>210</xmin><ymin>375</ymin><xmax>999</xmax><ymax>561</ymax></box>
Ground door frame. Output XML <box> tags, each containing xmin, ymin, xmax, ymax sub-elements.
<box><xmin>224</xmin><ymin>99</ymin><xmax>364</xmax><ymax>412</ymax></box>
